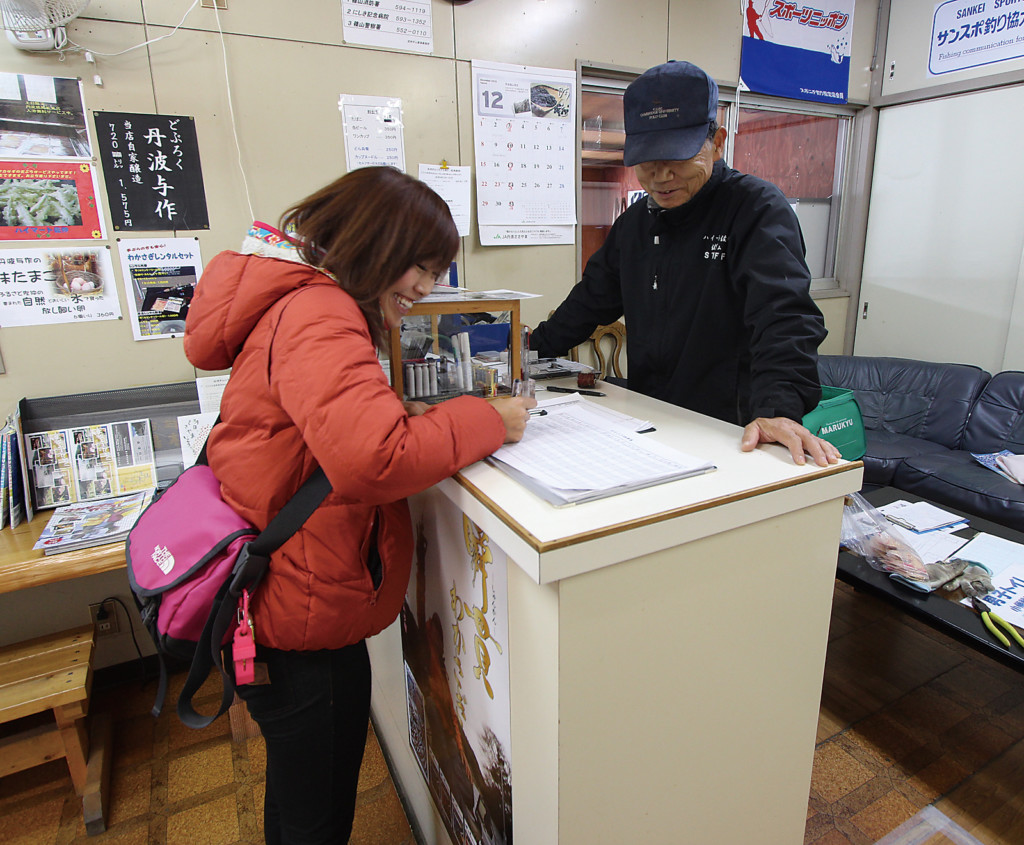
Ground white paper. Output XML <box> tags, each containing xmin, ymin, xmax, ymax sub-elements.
<box><xmin>490</xmin><ymin>398</ymin><xmax>713</xmax><ymax>502</ymax></box>
<box><xmin>878</xmin><ymin>500</ymin><xmax>967</xmax><ymax>532</ymax></box>
<box><xmin>177</xmin><ymin>412</ymin><xmax>218</xmax><ymax>468</ymax></box>
<box><xmin>0</xmin><ymin>246</ymin><xmax>120</xmax><ymax>328</ymax></box>
<box><xmin>953</xmin><ymin>533</ymin><xmax>1024</xmax><ymax>577</ymax></box>
<box><xmin>886</xmin><ymin>523</ymin><xmax>968</xmax><ymax>566</ymax></box>
<box><xmin>478</xmin><ymin>224</ymin><xmax>576</xmax><ymax>246</ymax></box>
<box><xmin>339</xmin><ymin>94</ymin><xmax>405</xmax><ymax>173</ymax></box>
<box><xmin>341</xmin><ymin>0</ymin><xmax>433</xmax><ymax>54</ymax></box>
<box><xmin>22</xmin><ymin>74</ymin><xmax>56</xmax><ymax>104</ymax></box>
<box><xmin>0</xmin><ymin>72</ymin><xmax>20</xmax><ymax>100</ymax></box>
<box><xmin>196</xmin><ymin>375</ymin><xmax>229</xmax><ymax>414</ymax></box>
<box><xmin>471</xmin><ymin>60</ymin><xmax>577</xmax><ymax>230</ymax></box>
<box><xmin>418</xmin><ymin>164</ymin><xmax>471</xmax><ymax>237</ymax></box>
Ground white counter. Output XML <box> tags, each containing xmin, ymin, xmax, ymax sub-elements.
<box><xmin>368</xmin><ymin>379</ymin><xmax>863</xmax><ymax>845</ymax></box>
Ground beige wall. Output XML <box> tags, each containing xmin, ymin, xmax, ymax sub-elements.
<box><xmin>0</xmin><ymin>0</ymin><xmax>873</xmax><ymax>404</ymax></box>
<box><xmin>0</xmin><ymin>0</ymin><xmax>871</xmax><ymax>664</ymax></box>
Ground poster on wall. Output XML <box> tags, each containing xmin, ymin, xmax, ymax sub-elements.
<box><xmin>929</xmin><ymin>0</ymin><xmax>1024</xmax><ymax>75</ymax></box>
<box><xmin>93</xmin><ymin>112</ymin><xmax>209</xmax><ymax>232</ymax></box>
<box><xmin>471</xmin><ymin>59</ymin><xmax>577</xmax><ymax>246</ymax></box>
<box><xmin>338</xmin><ymin>94</ymin><xmax>406</xmax><ymax>172</ymax></box>
<box><xmin>403</xmin><ymin>487</ymin><xmax>513</xmax><ymax>845</ymax></box>
<box><xmin>0</xmin><ymin>160</ymin><xmax>104</xmax><ymax>241</ymax></box>
<box><xmin>341</xmin><ymin>0</ymin><xmax>433</xmax><ymax>53</ymax></box>
<box><xmin>0</xmin><ymin>73</ymin><xmax>91</xmax><ymax>159</ymax></box>
<box><xmin>739</xmin><ymin>0</ymin><xmax>855</xmax><ymax>104</ymax></box>
<box><xmin>0</xmin><ymin>245</ymin><xmax>120</xmax><ymax>328</ymax></box>
<box><xmin>117</xmin><ymin>237</ymin><xmax>203</xmax><ymax>340</ymax></box>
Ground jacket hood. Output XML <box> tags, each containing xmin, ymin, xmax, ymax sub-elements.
<box><xmin>184</xmin><ymin>250</ymin><xmax>336</xmax><ymax>371</ymax></box>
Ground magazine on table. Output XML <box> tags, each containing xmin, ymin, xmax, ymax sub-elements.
<box><xmin>24</xmin><ymin>418</ymin><xmax>157</xmax><ymax>510</ymax></box>
<box><xmin>32</xmin><ymin>490</ymin><xmax>153</xmax><ymax>554</ymax></box>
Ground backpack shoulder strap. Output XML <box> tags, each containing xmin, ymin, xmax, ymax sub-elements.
<box><xmin>176</xmin><ymin>466</ymin><xmax>331</xmax><ymax>728</ymax></box>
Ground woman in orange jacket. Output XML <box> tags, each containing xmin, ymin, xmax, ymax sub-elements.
<box><xmin>184</xmin><ymin>166</ymin><xmax>534</xmax><ymax>844</ymax></box>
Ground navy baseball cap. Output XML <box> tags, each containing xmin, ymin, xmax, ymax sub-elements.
<box><xmin>623</xmin><ymin>61</ymin><xmax>719</xmax><ymax>166</ymax></box>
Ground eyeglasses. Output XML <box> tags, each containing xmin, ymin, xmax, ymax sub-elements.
<box><xmin>416</xmin><ymin>263</ymin><xmax>447</xmax><ymax>284</ymax></box>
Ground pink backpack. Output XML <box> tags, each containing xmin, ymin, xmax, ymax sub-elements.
<box><xmin>127</xmin><ymin>462</ymin><xmax>329</xmax><ymax>728</ymax></box>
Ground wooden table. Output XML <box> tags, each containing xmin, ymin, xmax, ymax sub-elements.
<box><xmin>0</xmin><ymin>512</ymin><xmax>118</xmax><ymax>833</ymax></box>
<box><xmin>0</xmin><ymin>511</ymin><xmax>127</xmax><ymax>596</ymax></box>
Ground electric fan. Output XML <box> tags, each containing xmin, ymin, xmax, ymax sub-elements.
<box><xmin>0</xmin><ymin>0</ymin><xmax>90</xmax><ymax>50</ymax></box>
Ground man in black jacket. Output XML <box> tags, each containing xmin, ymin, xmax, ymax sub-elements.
<box><xmin>531</xmin><ymin>60</ymin><xmax>839</xmax><ymax>467</ymax></box>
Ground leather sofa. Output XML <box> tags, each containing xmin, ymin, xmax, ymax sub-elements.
<box><xmin>818</xmin><ymin>355</ymin><xmax>1024</xmax><ymax>533</ymax></box>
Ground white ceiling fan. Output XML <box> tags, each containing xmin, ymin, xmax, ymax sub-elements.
<box><xmin>0</xmin><ymin>0</ymin><xmax>90</xmax><ymax>51</ymax></box>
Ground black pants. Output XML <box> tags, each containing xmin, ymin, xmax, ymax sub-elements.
<box><xmin>236</xmin><ymin>641</ymin><xmax>371</xmax><ymax>844</ymax></box>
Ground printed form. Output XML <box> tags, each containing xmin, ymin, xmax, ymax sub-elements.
<box><xmin>489</xmin><ymin>397</ymin><xmax>714</xmax><ymax>505</ymax></box>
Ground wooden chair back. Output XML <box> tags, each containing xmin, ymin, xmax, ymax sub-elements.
<box><xmin>569</xmin><ymin>321</ymin><xmax>626</xmax><ymax>380</ymax></box>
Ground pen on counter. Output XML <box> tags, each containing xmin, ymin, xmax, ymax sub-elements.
<box><xmin>543</xmin><ymin>385</ymin><xmax>606</xmax><ymax>397</ymax></box>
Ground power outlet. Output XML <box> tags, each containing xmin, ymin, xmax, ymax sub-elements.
<box><xmin>89</xmin><ymin>600</ymin><xmax>120</xmax><ymax>637</ymax></box>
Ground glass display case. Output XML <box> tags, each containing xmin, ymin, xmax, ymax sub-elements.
<box><xmin>386</xmin><ymin>296</ymin><xmax>523</xmax><ymax>402</ymax></box>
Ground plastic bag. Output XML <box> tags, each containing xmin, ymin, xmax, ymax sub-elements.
<box><xmin>840</xmin><ymin>493</ymin><xmax>928</xmax><ymax>581</ymax></box>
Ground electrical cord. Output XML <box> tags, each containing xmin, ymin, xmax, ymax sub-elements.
<box><xmin>97</xmin><ymin>594</ymin><xmax>153</xmax><ymax>685</ymax></box>
<box><xmin>64</xmin><ymin>0</ymin><xmax>202</xmax><ymax>58</ymax></box>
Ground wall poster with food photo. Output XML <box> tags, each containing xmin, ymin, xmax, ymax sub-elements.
<box><xmin>0</xmin><ymin>245</ymin><xmax>119</xmax><ymax>328</ymax></box>
<box><xmin>0</xmin><ymin>159</ymin><xmax>104</xmax><ymax>240</ymax></box>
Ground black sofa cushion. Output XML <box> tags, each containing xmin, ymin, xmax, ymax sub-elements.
<box><xmin>893</xmin><ymin>373</ymin><xmax>1024</xmax><ymax>533</ymax></box>
<box><xmin>862</xmin><ymin>432</ymin><xmax>952</xmax><ymax>487</ymax></box>
<box><xmin>962</xmin><ymin>371</ymin><xmax>1024</xmax><ymax>453</ymax></box>
<box><xmin>819</xmin><ymin>355</ymin><xmax>991</xmax><ymax>486</ymax></box>
<box><xmin>894</xmin><ymin>450</ymin><xmax>1024</xmax><ymax>534</ymax></box>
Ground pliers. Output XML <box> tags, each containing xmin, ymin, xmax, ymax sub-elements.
<box><xmin>971</xmin><ymin>597</ymin><xmax>1024</xmax><ymax>650</ymax></box>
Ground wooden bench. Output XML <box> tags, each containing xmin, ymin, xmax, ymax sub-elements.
<box><xmin>0</xmin><ymin>624</ymin><xmax>112</xmax><ymax>835</ymax></box>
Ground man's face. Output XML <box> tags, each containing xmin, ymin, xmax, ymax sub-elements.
<box><xmin>633</xmin><ymin>127</ymin><xmax>726</xmax><ymax>210</ymax></box>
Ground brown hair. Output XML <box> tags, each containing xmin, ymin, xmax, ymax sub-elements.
<box><xmin>280</xmin><ymin>166</ymin><xmax>459</xmax><ymax>347</ymax></box>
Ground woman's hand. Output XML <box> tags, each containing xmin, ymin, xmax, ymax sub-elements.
<box><xmin>403</xmin><ymin>400</ymin><xmax>430</xmax><ymax>417</ymax></box>
<box><xmin>490</xmin><ymin>396</ymin><xmax>538</xmax><ymax>443</ymax></box>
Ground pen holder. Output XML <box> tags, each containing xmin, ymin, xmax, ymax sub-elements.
<box><xmin>512</xmin><ymin>378</ymin><xmax>536</xmax><ymax>398</ymax></box>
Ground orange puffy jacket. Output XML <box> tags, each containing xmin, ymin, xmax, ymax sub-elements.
<box><xmin>184</xmin><ymin>251</ymin><xmax>506</xmax><ymax>650</ymax></box>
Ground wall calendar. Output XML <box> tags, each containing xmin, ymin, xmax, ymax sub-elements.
<box><xmin>471</xmin><ymin>60</ymin><xmax>577</xmax><ymax>231</ymax></box>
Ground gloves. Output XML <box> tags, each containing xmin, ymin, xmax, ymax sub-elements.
<box><xmin>921</xmin><ymin>559</ymin><xmax>969</xmax><ymax>591</ymax></box>
<box><xmin>890</xmin><ymin>558</ymin><xmax>967</xmax><ymax>593</ymax></box>
<box><xmin>941</xmin><ymin>560</ymin><xmax>994</xmax><ymax>598</ymax></box>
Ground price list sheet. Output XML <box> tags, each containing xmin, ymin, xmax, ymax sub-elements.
<box><xmin>471</xmin><ymin>60</ymin><xmax>577</xmax><ymax>235</ymax></box>
<box><xmin>338</xmin><ymin>94</ymin><xmax>405</xmax><ymax>173</ymax></box>
<box><xmin>341</xmin><ymin>0</ymin><xmax>433</xmax><ymax>54</ymax></box>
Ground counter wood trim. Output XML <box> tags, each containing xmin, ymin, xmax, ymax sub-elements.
<box><xmin>453</xmin><ymin>460</ymin><xmax>862</xmax><ymax>553</ymax></box>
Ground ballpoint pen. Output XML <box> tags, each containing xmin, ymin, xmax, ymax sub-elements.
<box><xmin>543</xmin><ymin>385</ymin><xmax>606</xmax><ymax>397</ymax></box>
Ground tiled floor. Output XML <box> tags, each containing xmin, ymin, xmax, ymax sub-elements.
<box><xmin>808</xmin><ymin>582</ymin><xmax>1024</xmax><ymax>844</ymax></box>
<box><xmin>2</xmin><ymin>580</ymin><xmax>1023</xmax><ymax>844</ymax></box>
<box><xmin>0</xmin><ymin>669</ymin><xmax>414</xmax><ymax>845</ymax></box>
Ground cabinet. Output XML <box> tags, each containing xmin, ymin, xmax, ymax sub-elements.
<box><xmin>386</xmin><ymin>297</ymin><xmax>523</xmax><ymax>400</ymax></box>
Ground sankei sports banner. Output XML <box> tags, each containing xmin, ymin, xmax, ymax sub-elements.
<box><xmin>740</xmin><ymin>0</ymin><xmax>856</xmax><ymax>104</ymax></box>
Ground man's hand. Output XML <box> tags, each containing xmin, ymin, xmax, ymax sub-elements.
<box><xmin>741</xmin><ymin>417</ymin><xmax>842</xmax><ymax>467</ymax></box>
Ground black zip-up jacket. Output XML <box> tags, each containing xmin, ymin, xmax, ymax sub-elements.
<box><xmin>531</xmin><ymin>160</ymin><xmax>826</xmax><ymax>426</ymax></box>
